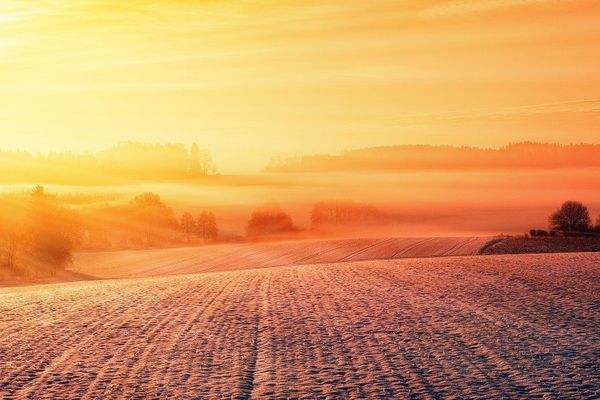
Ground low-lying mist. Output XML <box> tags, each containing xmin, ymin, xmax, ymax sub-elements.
<box><xmin>3</xmin><ymin>167</ymin><xmax>600</xmax><ymax>237</ymax></box>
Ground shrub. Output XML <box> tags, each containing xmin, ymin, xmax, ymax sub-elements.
<box><xmin>247</xmin><ymin>203</ymin><xmax>296</xmax><ymax>238</ymax></box>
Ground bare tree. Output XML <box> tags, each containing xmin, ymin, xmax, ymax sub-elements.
<box><xmin>196</xmin><ymin>211</ymin><xmax>218</xmax><ymax>242</ymax></box>
<box><xmin>180</xmin><ymin>212</ymin><xmax>195</xmax><ymax>242</ymax></box>
<box><xmin>198</xmin><ymin>149</ymin><xmax>216</xmax><ymax>175</ymax></box>
<box><xmin>188</xmin><ymin>143</ymin><xmax>216</xmax><ymax>176</ymax></box>
<box><xmin>206</xmin><ymin>212</ymin><xmax>218</xmax><ymax>241</ymax></box>
<box><xmin>549</xmin><ymin>201</ymin><xmax>591</xmax><ymax>233</ymax></box>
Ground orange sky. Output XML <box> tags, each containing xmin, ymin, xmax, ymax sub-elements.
<box><xmin>1</xmin><ymin>0</ymin><xmax>599</xmax><ymax>172</ymax></box>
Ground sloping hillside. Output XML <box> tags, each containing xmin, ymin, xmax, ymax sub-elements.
<box><xmin>73</xmin><ymin>236</ymin><xmax>488</xmax><ymax>278</ymax></box>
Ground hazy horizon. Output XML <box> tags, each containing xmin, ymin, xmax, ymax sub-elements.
<box><xmin>2</xmin><ymin>1</ymin><xmax>600</xmax><ymax>172</ymax></box>
<box><xmin>2</xmin><ymin>140</ymin><xmax>600</xmax><ymax>176</ymax></box>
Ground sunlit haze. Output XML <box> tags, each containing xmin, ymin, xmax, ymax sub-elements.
<box><xmin>2</xmin><ymin>3</ymin><xmax>600</xmax><ymax>398</ymax></box>
<box><xmin>1</xmin><ymin>0</ymin><xmax>599</xmax><ymax>172</ymax></box>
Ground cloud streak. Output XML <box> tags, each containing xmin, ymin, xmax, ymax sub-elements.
<box><xmin>415</xmin><ymin>0</ymin><xmax>569</xmax><ymax>18</ymax></box>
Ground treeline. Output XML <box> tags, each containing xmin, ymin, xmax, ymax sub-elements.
<box><xmin>0</xmin><ymin>142</ymin><xmax>216</xmax><ymax>184</ymax></box>
<box><xmin>83</xmin><ymin>192</ymin><xmax>219</xmax><ymax>249</ymax></box>
<box><xmin>265</xmin><ymin>142</ymin><xmax>600</xmax><ymax>172</ymax></box>
<box><xmin>1</xmin><ymin>189</ymin><xmax>387</xmax><ymax>276</ymax></box>
<box><xmin>311</xmin><ymin>201</ymin><xmax>383</xmax><ymax>229</ymax></box>
<box><xmin>0</xmin><ymin>187</ymin><xmax>220</xmax><ymax>277</ymax></box>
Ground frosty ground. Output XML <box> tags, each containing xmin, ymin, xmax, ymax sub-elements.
<box><xmin>0</xmin><ymin>239</ymin><xmax>598</xmax><ymax>399</ymax></box>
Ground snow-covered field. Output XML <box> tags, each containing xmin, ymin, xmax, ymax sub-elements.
<box><xmin>1</xmin><ymin>251</ymin><xmax>598</xmax><ymax>399</ymax></box>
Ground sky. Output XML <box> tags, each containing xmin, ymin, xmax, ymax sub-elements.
<box><xmin>1</xmin><ymin>0</ymin><xmax>599</xmax><ymax>172</ymax></box>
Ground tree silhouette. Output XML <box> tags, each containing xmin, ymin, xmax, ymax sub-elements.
<box><xmin>206</xmin><ymin>212</ymin><xmax>218</xmax><ymax>241</ymax></box>
<box><xmin>131</xmin><ymin>192</ymin><xmax>164</xmax><ymax>208</ymax></box>
<box><xmin>196</xmin><ymin>211</ymin><xmax>208</xmax><ymax>240</ymax></box>
<box><xmin>198</xmin><ymin>149</ymin><xmax>216</xmax><ymax>175</ymax></box>
<box><xmin>129</xmin><ymin>192</ymin><xmax>177</xmax><ymax>245</ymax></box>
<box><xmin>0</xmin><ymin>212</ymin><xmax>22</xmax><ymax>273</ymax></box>
<box><xmin>247</xmin><ymin>203</ymin><xmax>296</xmax><ymax>238</ymax></box>
<box><xmin>549</xmin><ymin>201</ymin><xmax>591</xmax><ymax>233</ymax></box>
<box><xmin>188</xmin><ymin>143</ymin><xmax>217</xmax><ymax>176</ymax></box>
<box><xmin>189</xmin><ymin>143</ymin><xmax>201</xmax><ymax>175</ymax></box>
<box><xmin>196</xmin><ymin>211</ymin><xmax>218</xmax><ymax>242</ymax></box>
<box><xmin>180</xmin><ymin>212</ymin><xmax>195</xmax><ymax>242</ymax></box>
<box><xmin>28</xmin><ymin>186</ymin><xmax>81</xmax><ymax>273</ymax></box>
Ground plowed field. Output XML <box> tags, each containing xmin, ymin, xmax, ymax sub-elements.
<box><xmin>73</xmin><ymin>236</ymin><xmax>488</xmax><ymax>279</ymax></box>
<box><xmin>1</xmin><ymin>252</ymin><xmax>598</xmax><ymax>399</ymax></box>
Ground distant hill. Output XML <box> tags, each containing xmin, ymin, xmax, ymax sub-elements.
<box><xmin>264</xmin><ymin>143</ymin><xmax>600</xmax><ymax>172</ymax></box>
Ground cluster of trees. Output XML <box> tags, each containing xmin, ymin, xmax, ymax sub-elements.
<box><xmin>246</xmin><ymin>199</ymin><xmax>600</xmax><ymax>241</ymax></box>
<box><xmin>80</xmin><ymin>191</ymin><xmax>179</xmax><ymax>248</ymax></box>
<box><xmin>97</xmin><ymin>142</ymin><xmax>215</xmax><ymax>178</ymax></box>
<box><xmin>0</xmin><ymin>141</ymin><xmax>216</xmax><ymax>184</ymax></box>
<box><xmin>531</xmin><ymin>200</ymin><xmax>600</xmax><ymax>237</ymax></box>
<box><xmin>246</xmin><ymin>203</ymin><xmax>296</xmax><ymax>239</ymax></box>
<box><xmin>0</xmin><ymin>186</ymin><xmax>81</xmax><ymax>276</ymax></box>
<box><xmin>0</xmin><ymin>188</ymin><xmax>221</xmax><ymax>276</ymax></box>
<box><xmin>311</xmin><ymin>201</ymin><xmax>382</xmax><ymax>230</ymax></box>
<box><xmin>244</xmin><ymin>201</ymin><xmax>383</xmax><ymax>239</ymax></box>
<box><xmin>180</xmin><ymin>211</ymin><xmax>218</xmax><ymax>243</ymax></box>
<box><xmin>85</xmin><ymin>192</ymin><xmax>219</xmax><ymax>248</ymax></box>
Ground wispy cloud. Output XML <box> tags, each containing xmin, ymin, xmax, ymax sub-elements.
<box><xmin>392</xmin><ymin>100</ymin><xmax>600</xmax><ymax>125</ymax></box>
<box><xmin>415</xmin><ymin>0</ymin><xmax>568</xmax><ymax>18</ymax></box>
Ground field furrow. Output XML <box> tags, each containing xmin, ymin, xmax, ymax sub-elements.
<box><xmin>1</xmin><ymin>252</ymin><xmax>598</xmax><ymax>399</ymax></box>
<box><xmin>73</xmin><ymin>236</ymin><xmax>489</xmax><ymax>280</ymax></box>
